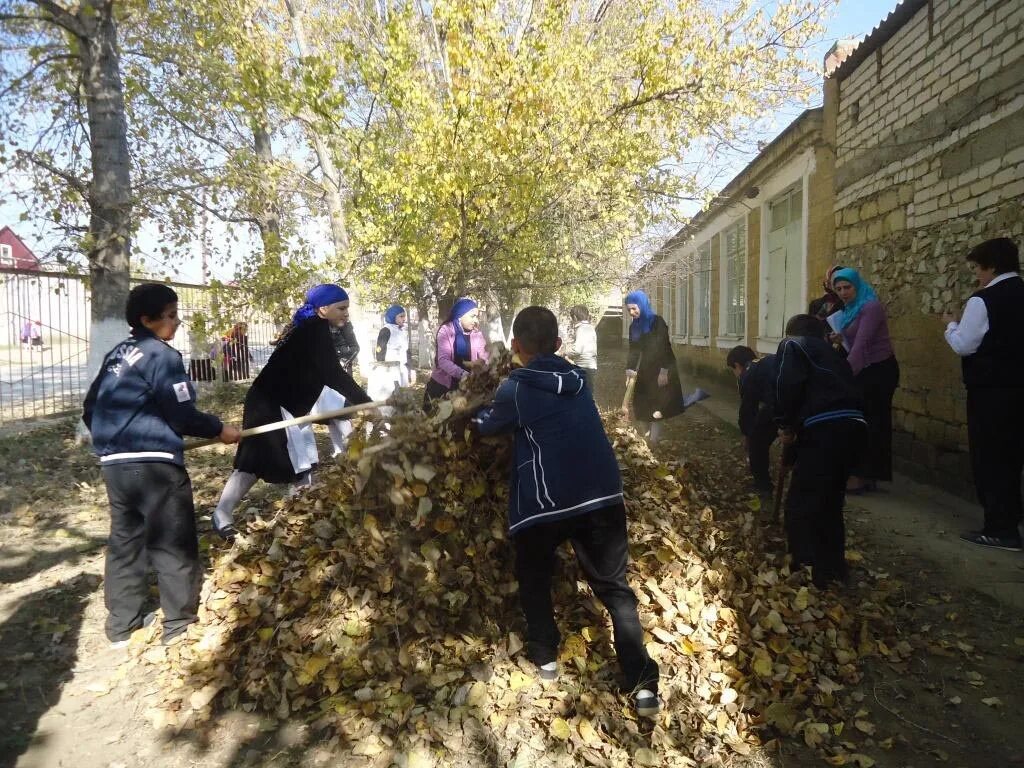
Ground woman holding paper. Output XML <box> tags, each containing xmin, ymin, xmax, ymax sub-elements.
<box><xmin>831</xmin><ymin>268</ymin><xmax>899</xmax><ymax>493</ymax></box>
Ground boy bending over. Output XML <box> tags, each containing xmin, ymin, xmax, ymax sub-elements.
<box><xmin>774</xmin><ymin>315</ymin><xmax>865</xmax><ymax>588</ymax></box>
<box><xmin>474</xmin><ymin>306</ymin><xmax>660</xmax><ymax>717</ymax></box>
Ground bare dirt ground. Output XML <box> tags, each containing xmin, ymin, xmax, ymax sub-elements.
<box><xmin>1</xmin><ymin>351</ymin><xmax>1022</xmax><ymax>768</ymax></box>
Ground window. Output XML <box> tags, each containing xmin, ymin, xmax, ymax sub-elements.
<box><xmin>674</xmin><ymin>263</ymin><xmax>688</xmax><ymax>337</ymax></box>
<box><xmin>0</xmin><ymin>244</ymin><xmax>13</xmax><ymax>267</ymax></box>
<box><xmin>693</xmin><ymin>242</ymin><xmax>711</xmax><ymax>337</ymax></box>
<box><xmin>723</xmin><ymin>220</ymin><xmax>746</xmax><ymax>336</ymax></box>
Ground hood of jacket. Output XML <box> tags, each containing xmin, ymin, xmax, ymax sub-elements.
<box><xmin>508</xmin><ymin>354</ymin><xmax>586</xmax><ymax>396</ymax></box>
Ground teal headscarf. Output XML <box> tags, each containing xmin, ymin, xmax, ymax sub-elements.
<box><xmin>832</xmin><ymin>268</ymin><xmax>878</xmax><ymax>330</ymax></box>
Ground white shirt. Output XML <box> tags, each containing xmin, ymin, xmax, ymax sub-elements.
<box><xmin>944</xmin><ymin>272</ymin><xmax>1020</xmax><ymax>356</ymax></box>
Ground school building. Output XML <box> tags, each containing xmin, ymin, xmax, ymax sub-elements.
<box><xmin>631</xmin><ymin>0</ymin><xmax>1024</xmax><ymax>497</ymax></box>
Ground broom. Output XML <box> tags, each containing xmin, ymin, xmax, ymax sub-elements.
<box><xmin>183</xmin><ymin>400</ymin><xmax>386</xmax><ymax>451</ymax></box>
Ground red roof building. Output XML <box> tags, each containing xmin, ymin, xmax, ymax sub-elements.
<box><xmin>0</xmin><ymin>227</ymin><xmax>41</xmax><ymax>271</ymax></box>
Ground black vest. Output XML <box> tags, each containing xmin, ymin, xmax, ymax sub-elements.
<box><xmin>961</xmin><ymin>275</ymin><xmax>1024</xmax><ymax>390</ymax></box>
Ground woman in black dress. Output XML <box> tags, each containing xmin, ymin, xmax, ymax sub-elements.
<box><xmin>212</xmin><ymin>284</ymin><xmax>371</xmax><ymax>538</ymax></box>
<box><xmin>623</xmin><ymin>290</ymin><xmax>684</xmax><ymax>445</ymax></box>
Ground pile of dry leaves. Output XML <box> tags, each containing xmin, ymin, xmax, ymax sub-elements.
<box><xmin>135</xmin><ymin>356</ymin><xmax>909</xmax><ymax>767</ymax></box>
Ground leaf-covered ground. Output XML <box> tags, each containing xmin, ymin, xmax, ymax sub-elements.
<box><xmin>1</xmin><ymin>357</ymin><xmax>1022</xmax><ymax>768</ymax></box>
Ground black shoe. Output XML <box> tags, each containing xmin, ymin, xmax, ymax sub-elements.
<box><xmin>958</xmin><ymin>531</ymin><xmax>1022</xmax><ymax>552</ymax></box>
<box><xmin>213</xmin><ymin>522</ymin><xmax>237</xmax><ymax>542</ymax></box>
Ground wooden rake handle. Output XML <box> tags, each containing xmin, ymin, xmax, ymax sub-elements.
<box><xmin>183</xmin><ymin>400</ymin><xmax>386</xmax><ymax>451</ymax></box>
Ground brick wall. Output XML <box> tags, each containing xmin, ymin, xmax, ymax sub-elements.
<box><xmin>832</xmin><ymin>0</ymin><xmax>1024</xmax><ymax>495</ymax></box>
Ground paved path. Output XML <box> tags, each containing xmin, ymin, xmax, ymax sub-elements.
<box><xmin>679</xmin><ymin>366</ymin><xmax>1024</xmax><ymax>612</ymax></box>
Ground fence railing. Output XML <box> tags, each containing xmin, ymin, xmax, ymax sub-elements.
<box><xmin>0</xmin><ymin>269</ymin><xmax>278</xmax><ymax>423</ymax></box>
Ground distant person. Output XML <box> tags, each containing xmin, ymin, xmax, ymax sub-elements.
<box><xmin>368</xmin><ymin>304</ymin><xmax>414</xmax><ymax>403</ymax></box>
<box><xmin>943</xmin><ymin>238</ymin><xmax>1024</xmax><ymax>552</ymax></box>
<box><xmin>831</xmin><ymin>268</ymin><xmax>899</xmax><ymax>493</ymax></box>
<box><xmin>774</xmin><ymin>314</ymin><xmax>866</xmax><ymax>588</ymax></box>
<box><xmin>808</xmin><ymin>266</ymin><xmax>845</xmax><ymax>321</ymax></box>
<box><xmin>331</xmin><ymin>318</ymin><xmax>360</xmax><ymax>376</ymax></box>
<box><xmin>727</xmin><ymin>345</ymin><xmax>777</xmax><ymax>504</ymax></box>
<box><xmin>222</xmin><ymin>322</ymin><xmax>252</xmax><ymax>381</ymax></box>
<box><xmin>564</xmin><ymin>305</ymin><xmax>598</xmax><ymax>391</ymax></box>
<box><xmin>623</xmin><ymin>290</ymin><xmax>683</xmax><ymax>444</ymax></box>
<box><xmin>20</xmin><ymin>319</ymin><xmax>32</xmax><ymax>351</ymax></box>
<box><xmin>29</xmin><ymin>320</ymin><xmax>43</xmax><ymax>352</ymax></box>
<box><xmin>423</xmin><ymin>297</ymin><xmax>489</xmax><ymax>408</ymax></box>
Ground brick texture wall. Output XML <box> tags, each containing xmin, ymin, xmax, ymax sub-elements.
<box><xmin>832</xmin><ymin>0</ymin><xmax>1024</xmax><ymax>496</ymax></box>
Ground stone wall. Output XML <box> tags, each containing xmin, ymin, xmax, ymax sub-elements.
<box><xmin>831</xmin><ymin>0</ymin><xmax>1024</xmax><ymax>495</ymax></box>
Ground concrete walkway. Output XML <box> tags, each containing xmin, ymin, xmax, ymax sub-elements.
<box><xmin>681</xmin><ymin>368</ymin><xmax>1024</xmax><ymax>612</ymax></box>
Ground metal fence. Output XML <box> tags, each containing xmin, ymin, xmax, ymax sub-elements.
<box><xmin>0</xmin><ymin>269</ymin><xmax>278</xmax><ymax>423</ymax></box>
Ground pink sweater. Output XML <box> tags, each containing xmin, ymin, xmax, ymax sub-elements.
<box><xmin>840</xmin><ymin>299</ymin><xmax>895</xmax><ymax>375</ymax></box>
<box><xmin>429</xmin><ymin>322</ymin><xmax>489</xmax><ymax>389</ymax></box>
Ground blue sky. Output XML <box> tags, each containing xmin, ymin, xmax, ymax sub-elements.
<box><xmin>1</xmin><ymin>0</ymin><xmax>904</xmax><ymax>283</ymax></box>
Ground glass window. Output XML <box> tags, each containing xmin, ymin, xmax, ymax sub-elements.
<box><xmin>693</xmin><ymin>242</ymin><xmax>711</xmax><ymax>337</ymax></box>
<box><xmin>724</xmin><ymin>220</ymin><xmax>746</xmax><ymax>336</ymax></box>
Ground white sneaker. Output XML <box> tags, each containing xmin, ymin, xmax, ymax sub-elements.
<box><xmin>634</xmin><ymin>689</ymin><xmax>660</xmax><ymax>718</ymax></box>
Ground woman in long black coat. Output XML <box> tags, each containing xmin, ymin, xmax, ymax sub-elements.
<box><xmin>212</xmin><ymin>284</ymin><xmax>370</xmax><ymax>538</ymax></box>
<box><xmin>624</xmin><ymin>290</ymin><xmax>684</xmax><ymax>444</ymax></box>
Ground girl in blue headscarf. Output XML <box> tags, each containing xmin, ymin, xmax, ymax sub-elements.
<box><xmin>213</xmin><ymin>284</ymin><xmax>372</xmax><ymax>539</ymax></box>
<box><xmin>624</xmin><ymin>289</ymin><xmax>684</xmax><ymax>444</ymax></box>
<box><xmin>368</xmin><ymin>303</ymin><xmax>415</xmax><ymax>405</ymax></box>
<box><xmin>830</xmin><ymin>268</ymin><xmax>899</xmax><ymax>492</ymax></box>
<box><xmin>424</xmin><ymin>297</ymin><xmax>490</xmax><ymax>407</ymax></box>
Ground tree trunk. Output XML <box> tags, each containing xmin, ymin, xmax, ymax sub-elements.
<box><xmin>284</xmin><ymin>0</ymin><xmax>351</xmax><ymax>269</ymax></box>
<box><xmin>253</xmin><ymin>119</ymin><xmax>282</xmax><ymax>259</ymax></box>
<box><xmin>79</xmin><ymin>0</ymin><xmax>133</xmax><ymax>393</ymax></box>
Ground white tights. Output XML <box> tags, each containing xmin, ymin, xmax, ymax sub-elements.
<box><xmin>213</xmin><ymin>469</ymin><xmax>314</xmax><ymax>530</ymax></box>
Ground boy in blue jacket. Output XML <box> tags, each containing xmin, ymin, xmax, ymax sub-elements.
<box><xmin>474</xmin><ymin>306</ymin><xmax>660</xmax><ymax>718</ymax></box>
<box><xmin>774</xmin><ymin>314</ymin><xmax>866</xmax><ymax>588</ymax></box>
<box><xmin>83</xmin><ymin>284</ymin><xmax>241</xmax><ymax>646</ymax></box>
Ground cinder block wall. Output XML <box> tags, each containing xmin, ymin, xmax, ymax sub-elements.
<box><xmin>831</xmin><ymin>0</ymin><xmax>1024</xmax><ymax>496</ymax></box>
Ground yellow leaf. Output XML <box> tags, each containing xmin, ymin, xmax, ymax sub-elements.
<box><xmin>794</xmin><ymin>586</ymin><xmax>809</xmax><ymax>611</ymax></box>
<box><xmin>257</xmin><ymin>627</ymin><xmax>274</xmax><ymax>642</ymax></box>
<box><xmin>854</xmin><ymin>720</ymin><xmax>876</xmax><ymax>735</ymax></box>
<box><xmin>578</xmin><ymin>718</ymin><xmax>599</xmax><ymax>746</ymax></box>
<box><xmin>549</xmin><ymin>717</ymin><xmax>571</xmax><ymax>740</ymax></box>
<box><xmin>509</xmin><ymin>671</ymin><xmax>530</xmax><ymax>690</ymax></box>
<box><xmin>633</xmin><ymin>748</ymin><xmax>659</xmax><ymax>766</ymax></box>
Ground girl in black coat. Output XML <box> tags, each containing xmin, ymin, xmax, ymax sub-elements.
<box><xmin>624</xmin><ymin>290</ymin><xmax>684</xmax><ymax>444</ymax></box>
<box><xmin>212</xmin><ymin>284</ymin><xmax>371</xmax><ymax>538</ymax></box>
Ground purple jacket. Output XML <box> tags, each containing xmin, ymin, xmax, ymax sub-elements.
<box><xmin>429</xmin><ymin>322</ymin><xmax>489</xmax><ymax>390</ymax></box>
<box><xmin>839</xmin><ymin>299</ymin><xmax>895</xmax><ymax>375</ymax></box>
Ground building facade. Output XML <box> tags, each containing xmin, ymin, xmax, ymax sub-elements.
<box><xmin>631</xmin><ymin>0</ymin><xmax>1024</xmax><ymax>495</ymax></box>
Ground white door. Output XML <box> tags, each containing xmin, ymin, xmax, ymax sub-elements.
<box><xmin>764</xmin><ymin>186</ymin><xmax>803</xmax><ymax>339</ymax></box>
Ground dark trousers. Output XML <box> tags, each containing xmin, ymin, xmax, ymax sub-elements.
<box><xmin>854</xmin><ymin>356</ymin><xmax>899</xmax><ymax>481</ymax></box>
<box><xmin>513</xmin><ymin>503</ymin><xmax>659</xmax><ymax>693</ymax></box>
<box><xmin>785</xmin><ymin>419</ymin><xmax>866</xmax><ymax>586</ymax></box>
<box><xmin>581</xmin><ymin>368</ymin><xmax>596</xmax><ymax>394</ymax></box>
<box><xmin>967</xmin><ymin>389</ymin><xmax>1024</xmax><ymax>538</ymax></box>
<box><xmin>422</xmin><ymin>377</ymin><xmax>453</xmax><ymax>410</ymax></box>
<box><xmin>748</xmin><ymin>411</ymin><xmax>778</xmax><ymax>493</ymax></box>
<box><xmin>102</xmin><ymin>462</ymin><xmax>201</xmax><ymax>642</ymax></box>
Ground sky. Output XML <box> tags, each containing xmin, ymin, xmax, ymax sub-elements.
<box><xmin>0</xmin><ymin>0</ymin><xmax>903</xmax><ymax>284</ymax></box>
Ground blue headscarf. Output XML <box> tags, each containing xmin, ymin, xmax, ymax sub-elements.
<box><xmin>384</xmin><ymin>304</ymin><xmax>405</xmax><ymax>325</ymax></box>
<box><xmin>292</xmin><ymin>284</ymin><xmax>349</xmax><ymax>325</ymax></box>
<box><xmin>625</xmin><ymin>290</ymin><xmax>655</xmax><ymax>341</ymax></box>
<box><xmin>446</xmin><ymin>297</ymin><xmax>478</xmax><ymax>362</ymax></box>
<box><xmin>832</xmin><ymin>268</ymin><xmax>878</xmax><ymax>330</ymax></box>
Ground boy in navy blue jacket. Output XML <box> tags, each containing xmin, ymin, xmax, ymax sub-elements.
<box><xmin>774</xmin><ymin>315</ymin><xmax>865</xmax><ymax>588</ymax></box>
<box><xmin>727</xmin><ymin>345</ymin><xmax>777</xmax><ymax>502</ymax></box>
<box><xmin>474</xmin><ymin>306</ymin><xmax>660</xmax><ymax>717</ymax></box>
<box><xmin>83</xmin><ymin>284</ymin><xmax>241</xmax><ymax>646</ymax></box>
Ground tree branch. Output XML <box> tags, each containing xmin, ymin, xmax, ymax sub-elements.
<box><xmin>20</xmin><ymin>150</ymin><xmax>88</xmax><ymax>196</ymax></box>
<box><xmin>25</xmin><ymin>0</ymin><xmax>85</xmax><ymax>38</ymax></box>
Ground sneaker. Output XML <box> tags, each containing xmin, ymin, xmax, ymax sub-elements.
<box><xmin>109</xmin><ymin>612</ymin><xmax>157</xmax><ymax>649</ymax></box>
<box><xmin>634</xmin><ymin>689</ymin><xmax>660</xmax><ymax>718</ymax></box>
<box><xmin>213</xmin><ymin>522</ymin><xmax>237</xmax><ymax>542</ymax></box>
<box><xmin>537</xmin><ymin>662</ymin><xmax>557</xmax><ymax>681</ymax></box>
<box><xmin>958</xmin><ymin>531</ymin><xmax>1023</xmax><ymax>552</ymax></box>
